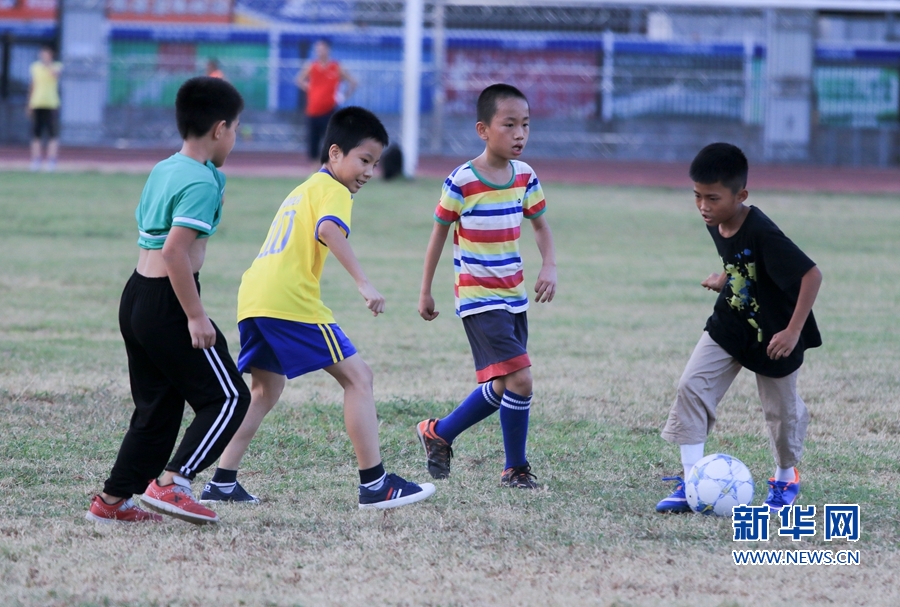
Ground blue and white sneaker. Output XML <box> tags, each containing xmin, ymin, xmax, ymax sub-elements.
<box><xmin>199</xmin><ymin>481</ymin><xmax>260</xmax><ymax>505</ymax></box>
<box><xmin>358</xmin><ymin>473</ymin><xmax>436</xmax><ymax>510</ymax></box>
<box><xmin>656</xmin><ymin>476</ymin><xmax>693</xmax><ymax>513</ymax></box>
<box><xmin>765</xmin><ymin>468</ymin><xmax>801</xmax><ymax>513</ymax></box>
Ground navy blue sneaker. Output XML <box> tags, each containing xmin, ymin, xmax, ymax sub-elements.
<box><xmin>765</xmin><ymin>468</ymin><xmax>801</xmax><ymax>512</ymax></box>
<box><xmin>358</xmin><ymin>473</ymin><xmax>435</xmax><ymax>510</ymax></box>
<box><xmin>656</xmin><ymin>476</ymin><xmax>693</xmax><ymax>513</ymax></box>
<box><xmin>200</xmin><ymin>481</ymin><xmax>260</xmax><ymax>505</ymax></box>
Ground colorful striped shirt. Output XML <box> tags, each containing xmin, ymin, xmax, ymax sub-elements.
<box><xmin>434</xmin><ymin>160</ymin><xmax>546</xmax><ymax>318</ymax></box>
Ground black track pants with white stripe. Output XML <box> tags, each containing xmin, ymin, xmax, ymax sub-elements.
<box><xmin>103</xmin><ymin>271</ymin><xmax>251</xmax><ymax>498</ymax></box>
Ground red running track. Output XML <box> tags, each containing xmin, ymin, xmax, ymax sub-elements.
<box><xmin>1</xmin><ymin>145</ymin><xmax>897</xmax><ymax>194</ymax></box>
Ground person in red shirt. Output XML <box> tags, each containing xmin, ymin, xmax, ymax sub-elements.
<box><xmin>295</xmin><ymin>40</ymin><xmax>357</xmax><ymax>161</ymax></box>
<box><xmin>206</xmin><ymin>58</ymin><xmax>225</xmax><ymax>80</ymax></box>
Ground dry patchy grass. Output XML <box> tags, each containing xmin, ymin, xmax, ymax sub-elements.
<box><xmin>1</xmin><ymin>172</ymin><xmax>898</xmax><ymax>606</ymax></box>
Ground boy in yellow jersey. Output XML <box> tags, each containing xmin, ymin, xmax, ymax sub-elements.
<box><xmin>203</xmin><ymin>106</ymin><xmax>435</xmax><ymax>510</ymax></box>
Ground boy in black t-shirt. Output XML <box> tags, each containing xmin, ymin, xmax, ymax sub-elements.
<box><xmin>656</xmin><ymin>143</ymin><xmax>822</xmax><ymax>514</ymax></box>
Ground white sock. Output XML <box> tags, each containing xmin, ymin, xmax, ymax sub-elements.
<box><xmin>775</xmin><ymin>466</ymin><xmax>796</xmax><ymax>482</ymax></box>
<box><xmin>361</xmin><ymin>473</ymin><xmax>386</xmax><ymax>492</ymax></box>
<box><xmin>172</xmin><ymin>475</ymin><xmax>191</xmax><ymax>489</ymax></box>
<box><xmin>212</xmin><ymin>481</ymin><xmax>236</xmax><ymax>494</ymax></box>
<box><xmin>681</xmin><ymin>443</ymin><xmax>705</xmax><ymax>479</ymax></box>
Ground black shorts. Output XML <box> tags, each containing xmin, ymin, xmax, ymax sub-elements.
<box><xmin>32</xmin><ymin>108</ymin><xmax>58</xmax><ymax>139</ymax></box>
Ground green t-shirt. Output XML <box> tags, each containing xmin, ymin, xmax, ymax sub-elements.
<box><xmin>136</xmin><ymin>153</ymin><xmax>226</xmax><ymax>250</ymax></box>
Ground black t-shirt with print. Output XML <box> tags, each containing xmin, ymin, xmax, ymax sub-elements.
<box><xmin>705</xmin><ymin>206</ymin><xmax>822</xmax><ymax>378</ymax></box>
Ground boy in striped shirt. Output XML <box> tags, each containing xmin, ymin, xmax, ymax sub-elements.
<box><xmin>417</xmin><ymin>83</ymin><xmax>557</xmax><ymax>489</ymax></box>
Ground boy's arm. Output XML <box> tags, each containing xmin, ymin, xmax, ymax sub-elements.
<box><xmin>318</xmin><ymin>220</ymin><xmax>384</xmax><ymax>316</ymax></box>
<box><xmin>295</xmin><ymin>63</ymin><xmax>311</xmax><ymax>92</ymax></box>
<box><xmin>419</xmin><ymin>222</ymin><xmax>451</xmax><ymax>320</ymax></box>
<box><xmin>530</xmin><ymin>215</ymin><xmax>557</xmax><ymax>303</ymax></box>
<box><xmin>766</xmin><ymin>265</ymin><xmax>823</xmax><ymax>360</ymax></box>
<box><xmin>161</xmin><ymin>226</ymin><xmax>216</xmax><ymax>349</ymax></box>
<box><xmin>339</xmin><ymin>65</ymin><xmax>358</xmax><ymax>97</ymax></box>
<box><xmin>701</xmin><ymin>272</ymin><xmax>728</xmax><ymax>292</ymax></box>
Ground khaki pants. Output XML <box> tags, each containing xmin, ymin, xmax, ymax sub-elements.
<box><xmin>661</xmin><ymin>332</ymin><xmax>809</xmax><ymax>469</ymax></box>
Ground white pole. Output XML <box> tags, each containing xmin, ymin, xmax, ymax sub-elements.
<box><xmin>402</xmin><ymin>0</ymin><xmax>424</xmax><ymax>178</ymax></box>
<box><xmin>742</xmin><ymin>35</ymin><xmax>754</xmax><ymax>125</ymax></box>
<box><xmin>267</xmin><ymin>27</ymin><xmax>281</xmax><ymax>112</ymax></box>
<box><xmin>430</xmin><ymin>0</ymin><xmax>446</xmax><ymax>155</ymax></box>
<box><xmin>601</xmin><ymin>30</ymin><xmax>614</xmax><ymax>122</ymax></box>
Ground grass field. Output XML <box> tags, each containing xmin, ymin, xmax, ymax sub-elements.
<box><xmin>1</xmin><ymin>169</ymin><xmax>899</xmax><ymax>607</ymax></box>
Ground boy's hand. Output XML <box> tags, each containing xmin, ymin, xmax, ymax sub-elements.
<box><xmin>358</xmin><ymin>282</ymin><xmax>385</xmax><ymax>316</ymax></box>
<box><xmin>701</xmin><ymin>272</ymin><xmax>727</xmax><ymax>292</ymax></box>
<box><xmin>534</xmin><ymin>265</ymin><xmax>557</xmax><ymax>303</ymax></box>
<box><xmin>419</xmin><ymin>294</ymin><xmax>439</xmax><ymax>321</ymax></box>
<box><xmin>767</xmin><ymin>328</ymin><xmax>800</xmax><ymax>360</ymax></box>
<box><xmin>188</xmin><ymin>315</ymin><xmax>217</xmax><ymax>349</ymax></box>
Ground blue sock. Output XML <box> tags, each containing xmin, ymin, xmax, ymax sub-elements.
<box><xmin>500</xmin><ymin>389</ymin><xmax>532</xmax><ymax>469</ymax></box>
<box><xmin>434</xmin><ymin>382</ymin><xmax>502</xmax><ymax>444</ymax></box>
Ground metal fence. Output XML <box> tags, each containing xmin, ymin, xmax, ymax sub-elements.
<box><xmin>1</xmin><ymin>1</ymin><xmax>899</xmax><ymax>165</ymax></box>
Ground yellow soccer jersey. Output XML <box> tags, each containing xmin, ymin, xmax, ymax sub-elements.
<box><xmin>29</xmin><ymin>61</ymin><xmax>62</xmax><ymax>109</ymax></box>
<box><xmin>238</xmin><ymin>170</ymin><xmax>353</xmax><ymax>324</ymax></box>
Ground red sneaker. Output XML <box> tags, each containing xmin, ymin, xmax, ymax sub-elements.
<box><xmin>85</xmin><ymin>495</ymin><xmax>163</xmax><ymax>524</ymax></box>
<box><xmin>141</xmin><ymin>478</ymin><xmax>219</xmax><ymax>525</ymax></box>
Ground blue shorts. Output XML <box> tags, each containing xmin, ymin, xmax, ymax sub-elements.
<box><xmin>462</xmin><ymin>310</ymin><xmax>530</xmax><ymax>383</ymax></box>
<box><xmin>237</xmin><ymin>317</ymin><xmax>357</xmax><ymax>379</ymax></box>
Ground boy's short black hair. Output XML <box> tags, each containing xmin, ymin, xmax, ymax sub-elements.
<box><xmin>319</xmin><ymin>106</ymin><xmax>389</xmax><ymax>164</ymax></box>
<box><xmin>477</xmin><ymin>83</ymin><xmax>529</xmax><ymax>124</ymax></box>
<box><xmin>689</xmin><ymin>142</ymin><xmax>749</xmax><ymax>194</ymax></box>
<box><xmin>175</xmin><ymin>76</ymin><xmax>244</xmax><ymax>140</ymax></box>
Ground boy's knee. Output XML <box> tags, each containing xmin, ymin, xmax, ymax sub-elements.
<box><xmin>505</xmin><ymin>367</ymin><xmax>533</xmax><ymax>396</ymax></box>
<box><xmin>250</xmin><ymin>382</ymin><xmax>275</xmax><ymax>404</ymax></box>
<box><xmin>346</xmin><ymin>359</ymin><xmax>374</xmax><ymax>390</ymax></box>
<box><xmin>676</xmin><ymin>374</ymin><xmax>704</xmax><ymax>403</ymax></box>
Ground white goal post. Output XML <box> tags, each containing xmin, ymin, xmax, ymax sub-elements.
<box><xmin>400</xmin><ymin>0</ymin><xmax>900</xmax><ymax>176</ymax></box>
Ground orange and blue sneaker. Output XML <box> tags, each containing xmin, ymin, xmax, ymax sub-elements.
<box><xmin>500</xmin><ymin>464</ymin><xmax>539</xmax><ymax>489</ymax></box>
<box><xmin>85</xmin><ymin>495</ymin><xmax>163</xmax><ymax>524</ymax></box>
<box><xmin>656</xmin><ymin>476</ymin><xmax>692</xmax><ymax>513</ymax></box>
<box><xmin>416</xmin><ymin>418</ymin><xmax>453</xmax><ymax>479</ymax></box>
<box><xmin>765</xmin><ymin>468</ymin><xmax>801</xmax><ymax>512</ymax></box>
<box><xmin>358</xmin><ymin>473</ymin><xmax>436</xmax><ymax>510</ymax></box>
<box><xmin>141</xmin><ymin>477</ymin><xmax>219</xmax><ymax>525</ymax></box>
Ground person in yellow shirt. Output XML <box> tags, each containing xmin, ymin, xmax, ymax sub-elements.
<box><xmin>202</xmin><ymin>107</ymin><xmax>435</xmax><ymax>510</ymax></box>
<box><xmin>27</xmin><ymin>45</ymin><xmax>62</xmax><ymax>172</ymax></box>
